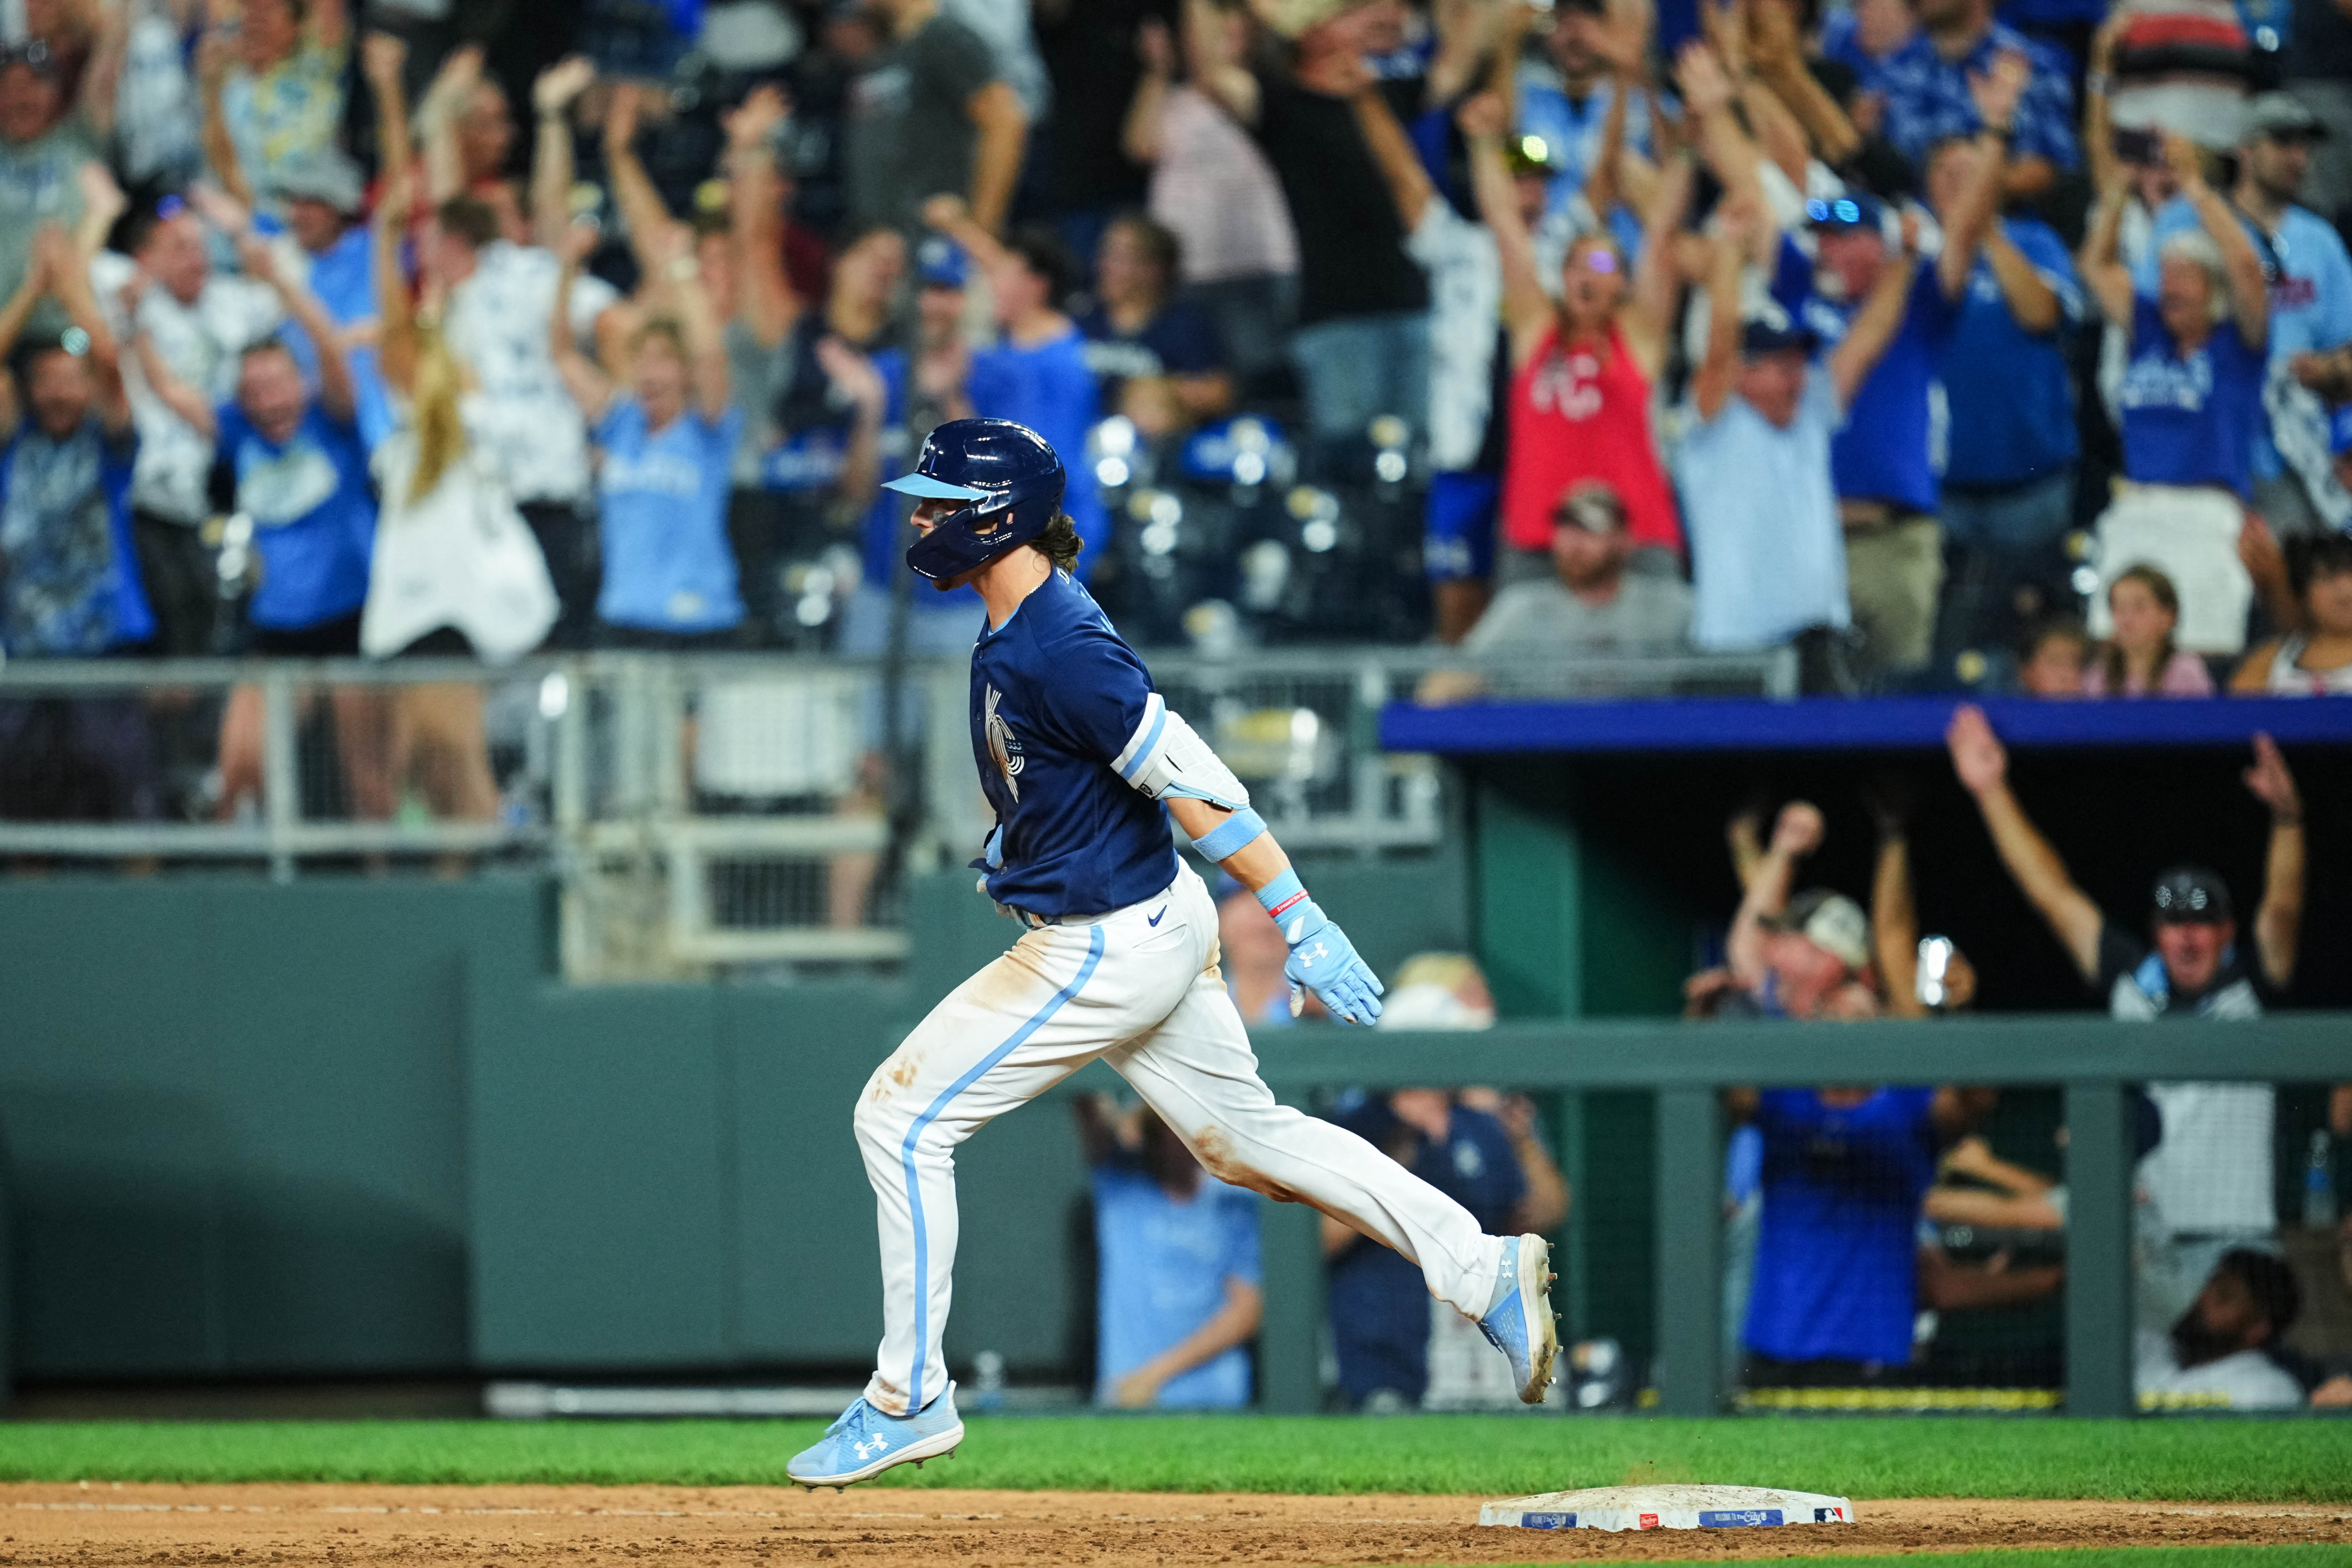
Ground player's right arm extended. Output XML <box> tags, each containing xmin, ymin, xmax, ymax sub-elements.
<box><xmin>1117</xmin><ymin>693</ymin><xmax>1384</xmax><ymax>1025</ymax></box>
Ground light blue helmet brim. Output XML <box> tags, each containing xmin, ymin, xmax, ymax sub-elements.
<box><xmin>883</xmin><ymin>472</ymin><xmax>992</xmax><ymax>500</ymax></box>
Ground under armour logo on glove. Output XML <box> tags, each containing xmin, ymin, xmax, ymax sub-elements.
<box><xmin>1277</xmin><ymin>901</ymin><xmax>1383</xmax><ymax>1025</ymax></box>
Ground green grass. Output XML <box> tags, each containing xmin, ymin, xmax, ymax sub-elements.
<box><xmin>0</xmin><ymin>1416</ymin><xmax>2348</xmax><ymax>1500</ymax></box>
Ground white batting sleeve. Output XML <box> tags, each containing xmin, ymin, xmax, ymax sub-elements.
<box><xmin>1109</xmin><ymin>692</ymin><xmax>1252</xmax><ymax>811</ymax></box>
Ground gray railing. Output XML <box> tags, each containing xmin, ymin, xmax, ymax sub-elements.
<box><xmin>1239</xmin><ymin>1014</ymin><xmax>2352</xmax><ymax>1417</ymax></box>
<box><xmin>0</xmin><ymin>645</ymin><xmax>1793</xmax><ymax>977</ymax></box>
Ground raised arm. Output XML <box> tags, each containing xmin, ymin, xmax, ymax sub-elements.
<box><xmin>1458</xmin><ymin>91</ymin><xmax>1550</xmax><ymax>342</ymax></box>
<box><xmin>1123</xmin><ymin>15</ymin><xmax>1174</xmax><ymax>165</ymax></box>
<box><xmin>1981</xmin><ymin>227</ymin><xmax>2062</xmax><ymax>333</ymax></box>
<box><xmin>966</xmin><ymin>79</ymin><xmax>1029</xmax><ymax>236</ymax></box>
<box><xmin>79</xmin><ymin>0</ymin><xmax>130</xmax><ymax>140</ymax></box>
<box><xmin>374</xmin><ymin>172</ymin><xmax>418</xmax><ymax>395</ymax></box>
<box><xmin>817</xmin><ymin>337</ymin><xmax>888</xmax><ymax>515</ymax></box>
<box><xmin>360</xmin><ymin>31</ymin><xmax>415</xmax><ymax>201</ymax></box>
<box><xmin>2078</xmin><ymin>176</ymin><xmax>2135</xmax><ymax>326</ymax></box>
<box><xmin>1747</xmin><ymin>0</ymin><xmax>1862</xmax><ymax>169</ymax></box>
<box><xmin>529</xmin><ymin>56</ymin><xmax>595</xmax><ymax>252</ymax></box>
<box><xmin>1946</xmin><ymin>704</ymin><xmax>2104</xmax><ymax>982</ymax></box>
<box><xmin>40</xmin><ymin>226</ymin><xmax>130</xmax><ymax>434</ymax></box>
<box><xmin>1183</xmin><ymin>0</ymin><xmax>1259</xmax><ymax>125</ymax></box>
<box><xmin>1867</xmin><ymin>784</ymin><xmax>1924</xmax><ymax>1019</ymax></box>
<box><xmin>0</xmin><ymin>238</ymin><xmax>53</xmax><ymax>432</ymax></box>
<box><xmin>1623</xmin><ymin>147</ymin><xmax>1694</xmax><ymax>379</ymax></box>
<box><xmin>1936</xmin><ymin>51</ymin><xmax>2026</xmax><ymax>300</ymax></box>
<box><xmin>2171</xmin><ymin>132</ymin><xmax>2268</xmax><ymax>351</ymax></box>
<box><xmin>1727</xmin><ymin>800</ymin><xmax>1822</xmax><ymax>985</ymax></box>
<box><xmin>240</xmin><ymin>233</ymin><xmax>354</xmax><ymax>423</ymax></box>
<box><xmin>920</xmin><ymin>191</ymin><xmax>1016</xmax><ymax>283</ymax></box>
<box><xmin>551</xmin><ymin>230</ymin><xmax>615</xmax><ymax>421</ymax></box>
<box><xmin>1352</xmin><ymin>76</ymin><xmax>1434</xmax><ymax>231</ymax></box>
<box><xmin>2242</xmin><ymin>734</ymin><xmax>2304</xmax><ymax>990</ymax></box>
<box><xmin>1675</xmin><ymin>42</ymin><xmax>1771</xmax><ymax>264</ymax></box>
<box><xmin>195</xmin><ymin>21</ymin><xmax>252</xmax><ymax>208</ymax></box>
<box><xmin>649</xmin><ymin>230</ymin><xmax>732</xmax><ymax>425</ymax></box>
<box><xmin>1826</xmin><ymin>224</ymin><xmax>1919</xmax><ymax>408</ymax></box>
<box><xmin>415</xmin><ymin>44</ymin><xmax>485</xmax><ymax>205</ymax></box>
<box><xmin>723</xmin><ymin>84</ymin><xmax>802</xmax><ymax>351</ymax></box>
<box><xmin>602</xmin><ymin>81</ymin><xmax>684</xmax><ymax>275</ymax></box>
<box><xmin>72</xmin><ymin>162</ymin><xmax>127</xmax><ymax>261</ymax></box>
<box><xmin>2083</xmin><ymin>11</ymin><xmax>2120</xmax><ymax>197</ymax></box>
<box><xmin>1691</xmin><ymin>225</ymin><xmax>1743</xmax><ymax>421</ymax></box>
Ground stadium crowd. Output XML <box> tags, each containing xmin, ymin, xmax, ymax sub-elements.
<box><xmin>6</xmin><ymin>0</ymin><xmax>2352</xmax><ymax>792</ymax></box>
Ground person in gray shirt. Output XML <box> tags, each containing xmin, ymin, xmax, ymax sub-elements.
<box><xmin>844</xmin><ymin>0</ymin><xmax>1029</xmax><ymax>237</ymax></box>
<box><xmin>1421</xmin><ymin>480</ymin><xmax>1691</xmax><ymax>701</ymax></box>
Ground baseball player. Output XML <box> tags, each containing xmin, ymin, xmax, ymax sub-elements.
<box><xmin>787</xmin><ymin>419</ymin><xmax>1557</xmax><ymax>1488</ymax></box>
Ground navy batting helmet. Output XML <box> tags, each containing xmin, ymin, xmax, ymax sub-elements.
<box><xmin>885</xmin><ymin>418</ymin><xmax>1067</xmax><ymax>583</ymax></box>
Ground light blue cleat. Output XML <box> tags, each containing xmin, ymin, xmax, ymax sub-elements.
<box><xmin>1476</xmin><ymin>1233</ymin><xmax>1560</xmax><ymax>1405</ymax></box>
<box><xmin>786</xmin><ymin>1384</ymin><xmax>965</xmax><ymax>1489</ymax></box>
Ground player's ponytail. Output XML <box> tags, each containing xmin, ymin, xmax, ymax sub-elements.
<box><xmin>1033</xmin><ymin>511</ymin><xmax>1084</xmax><ymax>574</ymax></box>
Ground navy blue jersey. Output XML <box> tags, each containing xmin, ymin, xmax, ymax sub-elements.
<box><xmin>971</xmin><ymin>569</ymin><xmax>1180</xmax><ymax>917</ymax></box>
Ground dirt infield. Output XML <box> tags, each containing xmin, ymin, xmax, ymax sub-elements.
<box><xmin>5</xmin><ymin>1484</ymin><xmax>2351</xmax><ymax>1565</ymax></box>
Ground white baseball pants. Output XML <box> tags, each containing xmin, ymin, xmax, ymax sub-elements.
<box><xmin>852</xmin><ymin>861</ymin><xmax>1507</xmax><ymax>1415</ymax></box>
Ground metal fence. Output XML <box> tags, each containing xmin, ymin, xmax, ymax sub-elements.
<box><xmin>1245</xmin><ymin>1016</ymin><xmax>2352</xmax><ymax>1416</ymax></box>
<box><xmin>0</xmin><ymin>646</ymin><xmax>1791</xmax><ymax>979</ymax></box>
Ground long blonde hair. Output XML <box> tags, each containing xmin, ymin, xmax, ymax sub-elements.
<box><xmin>404</xmin><ymin>317</ymin><xmax>468</xmax><ymax>508</ymax></box>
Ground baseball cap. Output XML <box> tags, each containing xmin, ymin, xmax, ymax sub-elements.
<box><xmin>269</xmin><ymin>147</ymin><xmax>366</xmax><ymax>214</ymax></box>
<box><xmin>1505</xmin><ymin>132</ymin><xmax>1564</xmax><ymax>178</ymax></box>
<box><xmin>1552</xmin><ymin>481</ymin><xmax>1625</xmax><ymax>533</ymax></box>
<box><xmin>2245</xmin><ymin>92</ymin><xmax>2327</xmax><ymax>143</ymax></box>
<box><xmin>2151</xmin><ymin>865</ymin><xmax>2233</xmax><ymax>924</ymax></box>
<box><xmin>916</xmin><ymin>234</ymin><xmax>968</xmax><ymax>290</ymax></box>
<box><xmin>1739</xmin><ymin>297</ymin><xmax>1818</xmax><ymax>357</ymax></box>
<box><xmin>1806</xmin><ymin>192</ymin><xmax>1886</xmax><ymax>233</ymax></box>
<box><xmin>1766</xmin><ymin>889</ymin><xmax>1873</xmax><ymax>972</ymax></box>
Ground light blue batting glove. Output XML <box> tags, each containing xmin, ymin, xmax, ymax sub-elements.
<box><xmin>1258</xmin><ymin>870</ymin><xmax>1384</xmax><ymax>1025</ymax></box>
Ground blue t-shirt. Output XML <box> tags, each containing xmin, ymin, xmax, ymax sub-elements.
<box><xmin>1742</xmin><ymin>1087</ymin><xmax>1938</xmax><ymax>1367</ymax></box>
<box><xmin>1939</xmin><ymin>218</ymin><xmax>2083</xmax><ymax>487</ymax></box>
<box><xmin>968</xmin><ymin>326</ymin><xmax>1108</xmax><ymax>573</ymax></box>
<box><xmin>1325</xmin><ymin>1094</ymin><xmax>1526</xmax><ymax>1407</ymax></box>
<box><xmin>594</xmin><ymin>397</ymin><xmax>747</xmax><ymax>633</ymax></box>
<box><xmin>0</xmin><ymin>417</ymin><xmax>150</xmax><ymax>655</ymax></box>
<box><xmin>969</xmin><ymin>568</ymin><xmax>1179</xmax><ymax>918</ymax></box>
<box><xmin>1091</xmin><ymin>1163</ymin><xmax>1260</xmax><ymax>1409</ymax></box>
<box><xmin>1877</xmin><ymin>23</ymin><xmax>2079</xmax><ymax>174</ymax></box>
<box><xmin>2140</xmin><ymin>199</ymin><xmax>2352</xmax><ymax>480</ymax></box>
<box><xmin>2116</xmin><ymin>297</ymin><xmax>2267</xmax><ymax>496</ymax></box>
<box><xmin>1801</xmin><ymin>263</ymin><xmax>1956</xmax><ymax>511</ymax></box>
<box><xmin>1075</xmin><ymin>300</ymin><xmax>1225</xmax><ymax>416</ymax></box>
<box><xmin>217</xmin><ymin>401</ymin><xmax>374</xmax><ymax>631</ymax></box>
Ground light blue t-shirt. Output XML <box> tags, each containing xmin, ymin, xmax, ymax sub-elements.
<box><xmin>2139</xmin><ymin>199</ymin><xmax>2352</xmax><ymax>480</ymax></box>
<box><xmin>594</xmin><ymin>397</ymin><xmax>746</xmax><ymax>633</ymax></box>
<box><xmin>1091</xmin><ymin>1164</ymin><xmax>1260</xmax><ymax>1409</ymax></box>
<box><xmin>1674</xmin><ymin>371</ymin><xmax>1851</xmax><ymax>651</ymax></box>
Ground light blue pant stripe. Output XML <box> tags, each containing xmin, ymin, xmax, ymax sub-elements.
<box><xmin>900</xmin><ymin>924</ymin><xmax>1106</xmax><ymax>1410</ymax></box>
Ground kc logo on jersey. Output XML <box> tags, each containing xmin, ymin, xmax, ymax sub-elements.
<box><xmin>984</xmin><ymin>685</ymin><xmax>1025</xmax><ymax>800</ymax></box>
